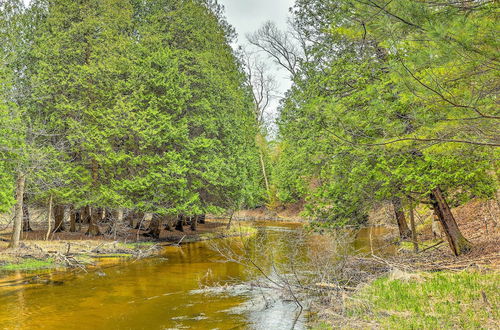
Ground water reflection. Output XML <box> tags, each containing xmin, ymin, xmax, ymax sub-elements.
<box><xmin>0</xmin><ymin>223</ymin><xmax>393</xmax><ymax>330</ymax></box>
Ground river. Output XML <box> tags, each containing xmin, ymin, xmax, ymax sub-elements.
<box><xmin>0</xmin><ymin>222</ymin><xmax>393</xmax><ymax>329</ymax></box>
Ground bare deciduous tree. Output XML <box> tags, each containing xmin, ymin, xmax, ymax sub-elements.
<box><xmin>247</xmin><ymin>21</ymin><xmax>302</xmax><ymax>77</ymax></box>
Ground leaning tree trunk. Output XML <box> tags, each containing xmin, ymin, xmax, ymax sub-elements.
<box><xmin>190</xmin><ymin>215</ymin><xmax>197</xmax><ymax>231</ymax></box>
<box><xmin>86</xmin><ymin>207</ymin><xmax>102</xmax><ymax>236</ymax></box>
<box><xmin>430</xmin><ymin>187</ymin><xmax>471</xmax><ymax>256</ymax></box>
<box><xmin>392</xmin><ymin>197</ymin><xmax>412</xmax><ymax>239</ymax></box>
<box><xmin>53</xmin><ymin>204</ymin><xmax>65</xmax><ymax>232</ymax></box>
<box><xmin>175</xmin><ymin>215</ymin><xmax>184</xmax><ymax>232</ymax></box>
<box><xmin>9</xmin><ymin>172</ymin><xmax>26</xmax><ymax>248</ymax></box>
<box><xmin>145</xmin><ymin>214</ymin><xmax>162</xmax><ymax>239</ymax></box>
<box><xmin>22</xmin><ymin>201</ymin><xmax>32</xmax><ymax>232</ymax></box>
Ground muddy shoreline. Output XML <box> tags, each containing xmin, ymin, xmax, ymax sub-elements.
<box><xmin>0</xmin><ymin>221</ymin><xmax>257</xmax><ymax>273</ymax></box>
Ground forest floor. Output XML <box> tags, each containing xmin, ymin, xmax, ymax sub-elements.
<box><xmin>0</xmin><ymin>220</ymin><xmax>255</xmax><ymax>272</ymax></box>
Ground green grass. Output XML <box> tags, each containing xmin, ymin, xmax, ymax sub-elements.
<box><xmin>0</xmin><ymin>258</ymin><xmax>56</xmax><ymax>271</ymax></box>
<box><xmin>348</xmin><ymin>271</ymin><xmax>499</xmax><ymax>329</ymax></box>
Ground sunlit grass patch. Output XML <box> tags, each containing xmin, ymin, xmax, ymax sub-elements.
<box><xmin>0</xmin><ymin>258</ymin><xmax>56</xmax><ymax>271</ymax></box>
<box><xmin>117</xmin><ymin>242</ymin><xmax>156</xmax><ymax>249</ymax></box>
<box><xmin>349</xmin><ymin>270</ymin><xmax>499</xmax><ymax>329</ymax></box>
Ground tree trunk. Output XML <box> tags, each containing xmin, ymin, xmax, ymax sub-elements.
<box><xmin>45</xmin><ymin>195</ymin><xmax>53</xmax><ymax>241</ymax></box>
<box><xmin>145</xmin><ymin>214</ymin><xmax>162</xmax><ymax>239</ymax></box>
<box><xmin>259</xmin><ymin>150</ymin><xmax>271</xmax><ymax>198</ymax></box>
<box><xmin>81</xmin><ymin>206</ymin><xmax>91</xmax><ymax>224</ymax></box>
<box><xmin>198</xmin><ymin>214</ymin><xmax>206</xmax><ymax>224</ymax></box>
<box><xmin>115</xmin><ymin>209</ymin><xmax>123</xmax><ymax>223</ymax></box>
<box><xmin>69</xmin><ymin>207</ymin><xmax>78</xmax><ymax>233</ymax></box>
<box><xmin>9</xmin><ymin>172</ymin><xmax>25</xmax><ymax>248</ymax></box>
<box><xmin>409</xmin><ymin>205</ymin><xmax>418</xmax><ymax>253</ymax></box>
<box><xmin>430</xmin><ymin>187</ymin><xmax>471</xmax><ymax>256</ymax></box>
<box><xmin>53</xmin><ymin>204</ymin><xmax>65</xmax><ymax>232</ymax></box>
<box><xmin>190</xmin><ymin>215</ymin><xmax>197</xmax><ymax>231</ymax></box>
<box><xmin>175</xmin><ymin>215</ymin><xmax>184</xmax><ymax>232</ymax></box>
<box><xmin>22</xmin><ymin>202</ymin><xmax>32</xmax><ymax>232</ymax></box>
<box><xmin>164</xmin><ymin>215</ymin><xmax>174</xmax><ymax>231</ymax></box>
<box><xmin>392</xmin><ymin>197</ymin><xmax>412</xmax><ymax>239</ymax></box>
<box><xmin>86</xmin><ymin>207</ymin><xmax>102</xmax><ymax>236</ymax></box>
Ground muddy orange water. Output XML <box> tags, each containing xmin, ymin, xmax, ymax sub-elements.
<box><xmin>0</xmin><ymin>222</ymin><xmax>393</xmax><ymax>329</ymax></box>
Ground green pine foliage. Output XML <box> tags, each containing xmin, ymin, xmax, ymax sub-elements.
<box><xmin>0</xmin><ymin>0</ymin><xmax>262</xmax><ymax>216</ymax></box>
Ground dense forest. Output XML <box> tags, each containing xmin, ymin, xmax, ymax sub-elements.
<box><xmin>259</xmin><ymin>0</ymin><xmax>499</xmax><ymax>256</ymax></box>
<box><xmin>0</xmin><ymin>0</ymin><xmax>499</xmax><ymax>329</ymax></box>
<box><xmin>1</xmin><ymin>0</ymin><xmax>499</xmax><ymax>254</ymax></box>
<box><xmin>1</xmin><ymin>0</ymin><xmax>266</xmax><ymax>246</ymax></box>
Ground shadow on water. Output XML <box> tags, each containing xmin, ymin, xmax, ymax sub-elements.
<box><xmin>0</xmin><ymin>222</ymin><xmax>393</xmax><ymax>330</ymax></box>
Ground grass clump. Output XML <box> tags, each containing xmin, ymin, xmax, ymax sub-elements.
<box><xmin>349</xmin><ymin>270</ymin><xmax>499</xmax><ymax>329</ymax></box>
<box><xmin>0</xmin><ymin>258</ymin><xmax>56</xmax><ymax>271</ymax></box>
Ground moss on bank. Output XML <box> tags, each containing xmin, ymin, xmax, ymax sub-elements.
<box><xmin>346</xmin><ymin>270</ymin><xmax>499</xmax><ymax>329</ymax></box>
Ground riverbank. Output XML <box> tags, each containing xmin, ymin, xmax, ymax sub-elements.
<box><xmin>312</xmin><ymin>269</ymin><xmax>499</xmax><ymax>329</ymax></box>
<box><xmin>307</xmin><ymin>198</ymin><xmax>499</xmax><ymax>329</ymax></box>
<box><xmin>0</xmin><ymin>221</ymin><xmax>257</xmax><ymax>273</ymax></box>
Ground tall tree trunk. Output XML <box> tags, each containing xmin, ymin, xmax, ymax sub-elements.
<box><xmin>145</xmin><ymin>214</ymin><xmax>162</xmax><ymax>239</ymax></box>
<box><xmin>53</xmin><ymin>204</ymin><xmax>65</xmax><ymax>232</ymax></box>
<box><xmin>22</xmin><ymin>201</ymin><xmax>32</xmax><ymax>232</ymax></box>
<box><xmin>259</xmin><ymin>150</ymin><xmax>271</xmax><ymax>197</ymax></box>
<box><xmin>81</xmin><ymin>206</ymin><xmax>91</xmax><ymax>224</ymax></box>
<box><xmin>86</xmin><ymin>207</ymin><xmax>102</xmax><ymax>236</ymax></box>
<box><xmin>430</xmin><ymin>187</ymin><xmax>471</xmax><ymax>256</ymax></box>
<box><xmin>45</xmin><ymin>195</ymin><xmax>53</xmax><ymax>241</ymax></box>
<box><xmin>175</xmin><ymin>215</ymin><xmax>184</xmax><ymax>232</ymax></box>
<box><xmin>9</xmin><ymin>172</ymin><xmax>25</xmax><ymax>248</ymax></box>
<box><xmin>69</xmin><ymin>206</ymin><xmax>78</xmax><ymax>233</ymax></box>
<box><xmin>392</xmin><ymin>197</ymin><xmax>412</xmax><ymax>239</ymax></box>
<box><xmin>190</xmin><ymin>215</ymin><xmax>197</xmax><ymax>231</ymax></box>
